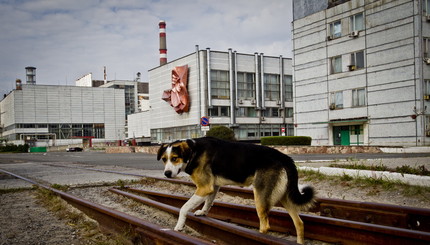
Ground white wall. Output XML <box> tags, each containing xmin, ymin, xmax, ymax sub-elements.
<box><xmin>293</xmin><ymin>0</ymin><xmax>427</xmax><ymax>146</ymax></box>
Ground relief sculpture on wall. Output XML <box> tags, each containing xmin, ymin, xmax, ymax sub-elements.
<box><xmin>161</xmin><ymin>65</ymin><xmax>190</xmax><ymax>114</ymax></box>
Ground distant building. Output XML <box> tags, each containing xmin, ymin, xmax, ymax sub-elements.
<box><xmin>76</xmin><ymin>73</ymin><xmax>149</xmax><ymax>118</ymax></box>
<box><xmin>128</xmin><ymin>47</ymin><xmax>293</xmax><ymax>143</ymax></box>
<box><xmin>0</xmin><ymin>84</ymin><xmax>125</xmax><ymax>147</ymax></box>
<box><xmin>292</xmin><ymin>0</ymin><xmax>430</xmax><ymax>146</ymax></box>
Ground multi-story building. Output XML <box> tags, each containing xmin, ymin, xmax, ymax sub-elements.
<box><xmin>0</xmin><ymin>84</ymin><xmax>125</xmax><ymax>146</ymax></box>
<box><xmin>138</xmin><ymin>47</ymin><xmax>293</xmax><ymax>143</ymax></box>
<box><xmin>292</xmin><ymin>0</ymin><xmax>430</xmax><ymax>146</ymax></box>
<box><xmin>76</xmin><ymin>73</ymin><xmax>149</xmax><ymax>118</ymax></box>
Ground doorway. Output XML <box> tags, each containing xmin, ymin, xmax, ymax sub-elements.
<box><xmin>333</xmin><ymin>126</ymin><xmax>350</xmax><ymax>146</ymax></box>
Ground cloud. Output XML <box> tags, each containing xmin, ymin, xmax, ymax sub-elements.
<box><xmin>0</xmin><ymin>0</ymin><xmax>292</xmax><ymax>96</ymax></box>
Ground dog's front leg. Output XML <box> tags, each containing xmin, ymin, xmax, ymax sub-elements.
<box><xmin>195</xmin><ymin>185</ymin><xmax>220</xmax><ymax>216</ymax></box>
<box><xmin>174</xmin><ymin>194</ymin><xmax>206</xmax><ymax>231</ymax></box>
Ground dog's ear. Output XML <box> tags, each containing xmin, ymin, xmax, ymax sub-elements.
<box><xmin>183</xmin><ymin>139</ymin><xmax>198</xmax><ymax>174</ymax></box>
<box><xmin>179</xmin><ymin>139</ymin><xmax>194</xmax><ymax>163</ymax></box>
<box><xmin>157</xmin><ymin>144</ymin><xmax>168</xmax><ymax>161</ymax></box>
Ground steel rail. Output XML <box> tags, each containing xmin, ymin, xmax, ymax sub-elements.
<box><xmin>0</xmin><ymin>168</ymin><xmax>211</xmax><ymax>245</ymax></box>
<box><xmin>42</xmin><ymin>163</ymin><xmax>430</xmax><ymax>231</ymax></box>
<box><xmin>120</xmin><ymin>187</ymin><xmax>430</xmax><ymax>245</ymax></box>
<box><xmin>109</xmin><ymin>188</ymin><xmax>297</xmax><ymax>245</ymax></box>
<box><xmin>141</xmin><ymin>175</ymin><xmax>430</xmax><ymax>232</ymax></box>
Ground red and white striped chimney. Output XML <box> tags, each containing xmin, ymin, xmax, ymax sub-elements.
<box><xmin>159</xmin><ymin>20</ymin><xmax>167</xmax><ymax>65</ymax></box>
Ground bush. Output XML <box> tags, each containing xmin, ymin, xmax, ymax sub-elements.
<box><xmin>206</xmin><ymin>126</ymin><xmax>236</xmax><ymax>141</ymax></box>
<box><xmin>0</xmin><ymin>144</ymin><xmax>29</xmax><ymax>153</ymax></box>
<box><xmin>261</xmin><ymin>136</ymin><xmax>312</xmax><ymax>146</ymax></box>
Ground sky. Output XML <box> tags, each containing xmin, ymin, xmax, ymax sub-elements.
<box><xmin>0</xmin><ymin>0</ymin><xmax>293</xmax><ymax>96</ymax></box>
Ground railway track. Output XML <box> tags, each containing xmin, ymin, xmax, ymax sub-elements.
<box><xmin>1</xmin><ymin>165</ymin><xmax>429</xmax><ymax>244</ymax></box>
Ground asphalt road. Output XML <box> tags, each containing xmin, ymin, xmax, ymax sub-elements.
<box><xmin>1</xmin><ymin>151</ymin><xmax>430</xmax><ymax>170</ymax></box>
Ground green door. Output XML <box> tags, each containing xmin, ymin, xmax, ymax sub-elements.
<box><xmin>333</xmin><ymin>126</ymin><xmax>350</xmax><ymax>146</ymax></box>
<box><xmin>340</xmin><ymin>129</ymin><xmax>350</xmax><ymax>146</ymax></box>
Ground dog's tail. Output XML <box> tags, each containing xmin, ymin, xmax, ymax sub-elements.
<box><xmin>284</xmin><ymin>156</ymin><xmax>315</xmax><ymax>206</ymax></box>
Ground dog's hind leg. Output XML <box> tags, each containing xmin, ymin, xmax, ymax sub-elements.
<box><xmin>281</xmin><ymin>200</ymin><xmax>305</xmax><ymax>244</ymax></box>
<box><xmin>253</xmin><ymin>169</ymin><xmax>287</xmax><ymax>233</ymax></box>
<box><xmin>253</xmin><ymin>188</ymin><xmax>271</xmax><ymax>233</ymax></box>
<box><xmin>194</xmin><ymin>185</ymin><xmax>220</xmax><ymax>216</ymax></box>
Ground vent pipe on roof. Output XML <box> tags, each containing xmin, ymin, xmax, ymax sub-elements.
<box><xmin>25</xmin><ymin>66</ymin><xmax>36</xmax><ymax>84</ymax></box>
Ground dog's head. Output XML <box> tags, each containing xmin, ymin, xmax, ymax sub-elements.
<box><xmin>157</xmin><ymin>139</ymin><xmax>194</xmax><ymax>178</ymax></box>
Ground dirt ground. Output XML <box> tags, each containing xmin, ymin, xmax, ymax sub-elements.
<box><xmin>0</xmin><ymin>190</ymin><xmax>83</xmax><ymax>245</ymax></box>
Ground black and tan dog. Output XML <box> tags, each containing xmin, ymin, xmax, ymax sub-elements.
<box><xmin>157</xmin><ymin>137</ymin><xmax>314</xmax><ymax>244</ymax></box>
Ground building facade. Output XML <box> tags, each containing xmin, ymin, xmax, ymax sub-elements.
<box><xmin>76</xmin><ymin>73</ymin><xmax>149</xmax><ymax>118</ymax></box>
<box><xmin>0</xmin><ymin>84</ymin><xmax>125</xmax><ymax>146</ymax></box>
<box><xmin>292</xmin><ymin>0</ymin><xmax>430</xmax><ymax>146</ymax></box>
<box><xmin>144</xmin><ymin>47</ymin><xmax>293</xmax><ymax>143</ymax></box>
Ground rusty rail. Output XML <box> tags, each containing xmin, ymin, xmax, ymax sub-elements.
<box><xmin>42</xmin><ymin>164</ymin><xmax>430</xmax><ymax>231</ymax></box>
<box><xmin>140</xmin><ymin>175</ymin><xmax>430</xmax><ymax>232</ymax></box>
<box><xmin>0</xmin><ymin>168</ymin><xmax>212</xmax><ymax>245</ymax></box>
<box><xmin>120</xmin><ymin>187</ymin><xmax>430</xmax><ymax>245</ymax></box>
<box><xmin>109</xmin><ymin>188</ymin><xmax>296</xmax><ymax>245</ymax></box>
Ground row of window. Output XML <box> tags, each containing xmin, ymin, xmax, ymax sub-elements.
<box><xmin>330</xmin><ymin>50</ymin><xmax>364</xmax><ymax>74</ymax></box>
<box><xmin>10</xmin><ymin>123</ymin><xmax>105</xmax><ymax>139</ymax></box>
<box><xmin>330</xmin><ymin>88</ymin><xmax>366</xmax><ymax>109</ymax></box>
<box><xmin>150</xmin><ymin>124</ymin><xmax>294</xmax><ymax>142</ymax></box>
<box><xmin>211</xmin><ymin>70</ymin><xmax>293</xmax><ymax>101</ymax></box>
<box><xmin>208</xmin><ymin>106</ymin><xmax>294</xmax><ymax>118</ymax></box>
<box><xmin>328</xmin><ymin>12</ymin><xmax>364</xmax><ymax>39</ymax></box>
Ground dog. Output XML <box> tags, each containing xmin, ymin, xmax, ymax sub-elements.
<box><xmin>157</xmin><ymin>137</ymin><xmax>314</xmax><ymax>244</ymax></box>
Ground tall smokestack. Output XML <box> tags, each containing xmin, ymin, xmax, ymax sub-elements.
<box><xmin>159</xmin><ymin>20</ymin><xmax>167</xmax><ymax>65</ymax></box>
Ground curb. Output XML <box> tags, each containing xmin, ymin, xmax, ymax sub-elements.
<box><xmin>298</xmin><ymin>166</ymin><xmax>430</xmax><ymax>187</ymax></box>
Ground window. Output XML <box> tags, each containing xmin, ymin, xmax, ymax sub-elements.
<box><xmin>236</xmin><ymin>107</ymin><xmax>257</xmax><ymax>117</ymax></box>
<box><xmin>211</xmin><ymin>70</ymin><xmax>230</xmax><ymax>99</ymax></box>
<box><xmin>424</xmin><ymin>80</ymin><xmax>430</xmax><ymax>95</ymax></box>
<box><xmin>264</xmin><ymin>74</ymin><xmax>280</xmax><ymax>101</ymax></box>
<box><xmin>424</xmin><ymin>37</ymin><xmax>430</xmax><ymax>58</ymax></box>
<box><xmin>350</xmin><ymin>13</ymin><xmax>364</xmax><ymax>32</ymax></box>
<box><xmin>284</xmin><ymin>75</ymin><xmax>293</xmax><ymax>102</ymax></box>
<box><xmin>330</xmin><ymin>56</ymin><xmax>342</xmax><ymax>74</ymax></box>
<box><xmin>209</xmin><ymin>106</ymin><xmax>230</xmax><ymax>117</ymax></box>
<box><xmin>236</xmin><ymin>124</ymin><xmax>258</xmax><ymax>139</ymax></box>
<box><xmin>425</xmin><ymin>0</ymin><xmax>430</xmax><ymax>15</ymax></box>
<box><xmin>329</xmin><ymin>20</ymin><xmax>342</xmax><ymax>38</ymax></box>
<box><xmin>426</xmin><ymin>115</ymin><xmax>430</xmax><ymax>137</ymax></box>
<box><xmin>237</xmin><ymin>72</ymin><xmax>255</xmax><ymax>99</ymax></box>
<box><xmin>263</xmin><ymin>108</ymin><xmax>280</xmax><ymax>118</ymax></box>
<box><xmin>350</xmin><ymin>51</ymin><xmax>365</xmax><ymax>70</ymax></box>
<box><xmin>330</xmin><ymin>91</ymin><xmax>343</xmax><ymax>109</ymax></box>
<box><xmin>286</xmin><ymin>107</ymin><xmax>293</xmax><ymax>118</ymax></box>
<box><xmin>352</xmin><ymin>88</ymin><xmax>366</xmax><ymax>107</ymax></box>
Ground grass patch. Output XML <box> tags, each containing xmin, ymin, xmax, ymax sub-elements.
<box><xmin>50</xmin><ymin>183</ymin><xmax>70</xmax><ymax>192</ymax></box>
<box><xmin>0</xmin><ymin>186</ymin><xmax>36</xmax><ymax>194</ymax></box>
<box><xmin>329</xmin><ymin>163</ymin><xmax>430</xmax><ymax>176</ymax></box>
<box><xmin>34</xmin><ymin>187</ymin><xmax>138</xmax><ymax>244</ymax></box>
<box><xmin>298</xmin><ymin>168</ymin><xmax>430</xmax><ymax>200</ymax></box>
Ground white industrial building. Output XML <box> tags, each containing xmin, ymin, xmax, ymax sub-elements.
<box><xmin>292</xmin><ymin>0</ymin><xmax>430</xmax><ymax>146</ymax></box>
<box><xmin>0</xmin><ymin>84</ymin><xmax>125</xmax><ymax>147</ymax></box>
<box><xmin>128</xmin><ymin>47</ymin><xmax>294</xmax><ymax>143</ymax></box>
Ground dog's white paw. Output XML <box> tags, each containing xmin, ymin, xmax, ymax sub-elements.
<box><xmin>174</xmin><ymin>224</ymin><xmax>184</xmax><ymax>231</ymax></box>
<box><xmin>194</xmin><ymin>210</ymin><xmax>207</xmax><ymax>216</ymax></box>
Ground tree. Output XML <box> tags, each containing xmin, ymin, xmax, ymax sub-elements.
<box><xmin>206</xmin><ymin>126</ymin><xmax>236</xmax><ymax>141</ymax></box>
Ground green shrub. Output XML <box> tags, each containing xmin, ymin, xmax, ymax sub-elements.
<box><xmin>261</xmin><ymin>136</ymin><xmax>312</xmax><ymax>146</ymax></box>
<box><xmin>0</xmin><ymin>144</ymin><xmax>29</xmax><ymax>153</ymax></box>
<box><xmin>206</xmin><ymin>126</ymin><xmax>236</xmax><ymax>141</ymax></box>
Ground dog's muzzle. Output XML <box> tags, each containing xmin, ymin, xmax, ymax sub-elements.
<box><xmin>164</xmin><ymin>168</ymin><xmax>181</xmax><ymax>178</ymax></box>
<box><xmin>164</xmin><ymin>170</ymin><xmax>173</xmax><ymax>178</ymax></box>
